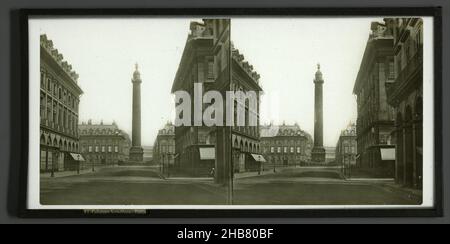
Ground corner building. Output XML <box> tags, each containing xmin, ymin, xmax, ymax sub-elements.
<box><xmin>39</xmin><ymin>34</ymin><xmax>84</xmax><ymax>172</ymax></box>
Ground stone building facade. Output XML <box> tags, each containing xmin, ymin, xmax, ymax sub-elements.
<box><xmin>260</xmin><ymin>124</ymin><xmax>313</xmax><ymax>166</ymax></box>
<box><xmin>78</xmin><ymin>121</ymin><xmax>131</xmax><ymax>165</ymax></box>
<box><xmin>335</xmin><ymin>123</ymin><xmax>357</xmax><ymax>177</ymax></box>
<box><xmin>40</xmin><ymin>34</ymin><xmax>84</xmax><ymax>172</ymax></box>
<box><xmin>385</xmin><ymin>18</ymin><xmax>423</xmax><ymax>189</ymax></box>
<box><xmin>353</xmin><ymin>21</ymin><xmax>396</xmax><ymax>178</ymax></box>
<box><xmin>153</xmin><ymin>122</ymin><xmax>175</xmax><ymax>173</ymax></box>
<box><xmin>171</xmin><ymin>19</ymin><xmax>264</xmax><ymax>180</ymax></box>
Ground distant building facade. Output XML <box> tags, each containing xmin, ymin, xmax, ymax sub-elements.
<box><xmin>260</xmin><ymin>124</ymin><xmax>312</xmax><ymax>166</ymax></box>
<box><xmin>336</xmin><ymin>123</ymin><xmax>357</xmax><ymax>176</ymax></box>
<box><xmin>78</xmin><ymin>121</ymin><xmax>131</xmax><ymax>165</ymax></box>
<box><xmin>353</xmin><ymin>21</ymin><xmax>396</xmax><ymax>178</ymax></box>
<box><xmin>153</xmin><ymin>123</ymin><xmax>175</xmax><ymax>170</ymax></box>
<box><xmin>324</xmin><ymin>147</ymin><xmax>336</xmax><ymax>164</ymax></box>
<box><xmin>142</xmin><ymin>146</ymin><xmax>154</xmax><ymax>163</ymax></box>
<box><xmin>171</xmin><ymin>19</ymin><xmax>264</xmax><ymax>179</ymax></box>
<box><xmin>385</xmin><ymin>18</ymin><xmax>423</xmax><ymax>189</ymax></box>
<box><xmin>40</xmin><ymin>34</ymin><xmax>84</xmax><ymax>172</ymax></box>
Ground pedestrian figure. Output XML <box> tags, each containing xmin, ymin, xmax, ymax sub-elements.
<box><xmin>210</xmin><ymin>167</ymin><xmax>215</xmax><ymax>177</ymax></box>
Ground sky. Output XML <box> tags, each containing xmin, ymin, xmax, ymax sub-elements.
<box><xmin>32</xmin><ymin>17</ymin><xmax>380</xmax><ymax>147</ymax></box>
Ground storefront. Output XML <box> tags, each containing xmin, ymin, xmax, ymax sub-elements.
<box><xmin>40</xmin><ymin>145</ymin><xmax>61</xmax><ymax>173</ymax></box>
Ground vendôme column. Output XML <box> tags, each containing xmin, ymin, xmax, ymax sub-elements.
<box><xmin>311</xmin><ymin>64</ymin><xmax>326</xmax><ymax>163</ymax></box>
<box><xmin>129</xmin><ymin>63</ymin><xmax>144</xmax><ymax>162</ymax></box>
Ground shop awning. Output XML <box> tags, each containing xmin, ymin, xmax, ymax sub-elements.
<box><xmin>199</xmin><ymin>147</ymin><xmax>215</xmax><ymax>160</ymax></box>
<box><xmin>251</xmin><ymin>154</ymin><xmax>267</xmax><ymax>163</ymax></box>
<box><xmin>380</xmin><ymin>148</ymin><xmax>395</xmax><ymax>161</ymax></box>
<box><xmin>70</xmin><ymin>153</ymin><xmax>85</xmax><ymax>161</ymax></box>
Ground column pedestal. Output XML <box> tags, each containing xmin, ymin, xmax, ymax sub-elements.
<box><xmin>129</xmin><ymin>146</ymin><xmax>143</xmax><ymax>162</ymax></box>
<box><xmin>311</xmin><ymin>147</ymin><xmax>325</xmax><ymax>162</ymax></box>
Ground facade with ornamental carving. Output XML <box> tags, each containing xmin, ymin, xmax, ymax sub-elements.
<box><xmin>153</xmin><ymin>122</ymin><xmax>175</xmax><ymax>173</ymax></box>
<box><xmin>335</xmin><ymin>123</ymin><xmax>357</xmax><ymax>177</ymax></box>
<box><xmin>78</xmin><ymin>120</ymin><xmax>131</xmax><ymax>165</ymax></box>
<box><xmin>385</xmin><ymin>18</ymin><xmax>423</xmax><ymax>189</ymax></box>
<box><xmin>260</xmin><ymin>123</ymin><xmax>313</xmax><ymax>166</ymax></box>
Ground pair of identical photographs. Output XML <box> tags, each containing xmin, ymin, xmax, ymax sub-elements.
<box><xmin>19</xmin><ymin>8</ymin><xmax>442</xmax><ymax>217</ymax></box>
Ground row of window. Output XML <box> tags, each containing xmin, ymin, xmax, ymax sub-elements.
<box><xmin>40</xmin><ymin>99</ymin><xmax>78</xmax><ymax>137</ymax></box>
<box><xmin>339</xmin><ymin>146</ymin><xmax>357</xmax><ymax>154</ymax></box>
<box><xmin>262</xmin><ymin>139</ymin><xmax>307</xmax><ymax>146</ymax></box>
<box><xmin>79</xmin><ymin>129</ymin><xmax>121</xmax><ymax>136</ymax></box>
<box><xmin>265</xmin><ymin>155</ymin><xmax>307</xmax><ymax>162</ymax></box>
<box><xmin>266</xmin><ymin>146</ymin><xmax>305</xmax><ymax>154</ymax></box>
<box><xmin>82</xmin><ymin>145</ymin><xmax>120</xmax><ymax>153</ymax></box>
<box><xmin>40</xmin><ymin>71</ymin><xmax>79</xmax><ymax>111</ymax></box>
<box><xmin>157</xmin><ymin>145</ymin><xmax>175</xmax><ymax>154</ymax></box>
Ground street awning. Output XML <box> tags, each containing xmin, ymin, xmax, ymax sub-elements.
<box><xmin>251</xmin><ymin>154</ymin><xmax>267</xmax><ymax>163</ymax></box>
<box><xmin>380</xmin><ymin>148</ymin><xmax>395</xmax><ymax>161</ymax></box>
<box><xmin>70</xmin><ymin>153</ymin><xmax>85</xmax><ymax>161</ymax></box>
<box><xmin>199</xmin><ymin>147</ymin><xmax>215</xmax><ymax>160</ymax></box>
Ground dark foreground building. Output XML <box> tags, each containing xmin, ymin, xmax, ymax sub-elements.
<box><xmin>353</xmin><ymin>21</ymin><xmax>396</xmax><ymax>178</ymax></box>
<box><xmin>78</xmin><ymin>120</ymin><xmax>131</xmax><ymax>165</ymax></box>
<box><xmin>171</xmin><ymin>19</ymin><xmax>264</xmax><ymax>180</ymax></box>
<box><xmin>40</xmin><ymin>34</ymin><xmax>84</xmax><ymax>173</ymax></box>
<box><xmin>385</xmin><ymin>18</ymin><xmax>423</xmax><ymax>189</ymax></box>
<box><xmin>260</xmin><ymin>123</ymin><xmax>313</xmax><ymax>166</ymax></box>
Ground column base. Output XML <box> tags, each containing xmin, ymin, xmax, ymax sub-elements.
<box><xmin>129</xmin><ymin>146</ymin><xmax>144</xmax><ymax>163</ymax></box>
<box><xmin>311</xmin><ymin>146</ymin><xmax>326</xmax><ymax>163</ymax></box>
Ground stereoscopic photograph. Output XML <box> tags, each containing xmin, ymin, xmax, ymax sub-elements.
<box><xmin>26</xmin><ymin>16</ymin><xmax>435</xmax><ymax>210</ymax></box>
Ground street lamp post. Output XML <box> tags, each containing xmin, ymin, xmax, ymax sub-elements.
<box><xmin>77</xmin><ymin>154</ymin><xmax>81</xmax><ymax>174</ymax></box>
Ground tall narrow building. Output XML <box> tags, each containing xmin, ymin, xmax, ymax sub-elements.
<box><xmin>129</xmin><ymin>64</ymin><xmax>143</xmax><ymax>162</ymax></box>
<box><xmin>311</xmin><ymin>64</ymin><xmax>326</xmax><ymax>162</ymax></box>
<box><xmin>40</xmin><ymin>34</ymin><xmax>84</xmax><ymax>172</ymax></box>
<box><xmin>353</xmin><ymin>21</ymin><xmax>396</xmax><ymax>178</ymax></box>
<box><xmin>171</xmin><ymin>19</ymin><xmax>264</xmax><ymax>182</ymax></box>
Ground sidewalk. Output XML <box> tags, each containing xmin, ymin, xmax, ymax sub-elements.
<box><xmin>381</xmin><ymin>183</ymin><xmax>423</xmax><ymax>202</ymax></box>
<box><xmin>345</xmin><ymin>178</ymin><xmax>395</xmax><ymax>183</ymax></box>
<box><xmin>40</xmin><ymin>165</ymin><xmax>113</xmax><ymax>179</ymax></box>
<box><xmin>234</xmin><ymin>169</ymin><xmax>275</xmax><ymax>179</ymax></box>
<box><xmin>345</xmin><ymin>176</ymin><xmax>423</xmax><ymax>202</ymax></box>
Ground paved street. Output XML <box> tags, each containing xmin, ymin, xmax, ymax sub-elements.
<box><xmin>40</xmin><ymin>165</ymin><xmax>422</xmax><ymax>206</ymax></box>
